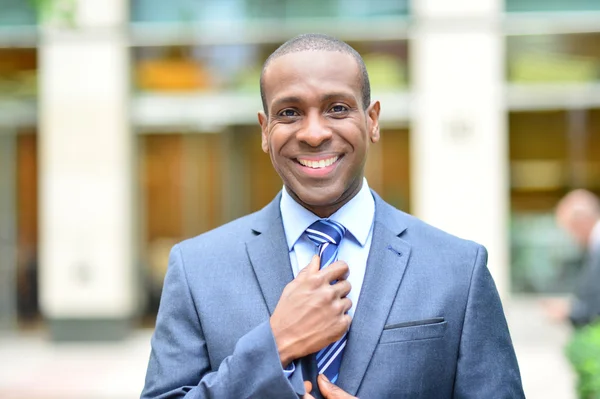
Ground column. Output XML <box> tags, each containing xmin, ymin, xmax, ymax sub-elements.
<box><xmin>411</xmin><ymin>0</ymin><xmax>509</xmax><ymax>296</ymax></box>
<box><xmin>39</xmin><ymin>0</ymin><xmax>134</xmax><ymax>340</ymax></box>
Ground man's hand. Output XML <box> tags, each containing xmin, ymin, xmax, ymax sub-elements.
<box><xmin>540</xmin><ymin>297</ymin><xmax>570</xmax><ymax>323</ymax></box>
<box><xmin>303</xmin><ymin>375</ymin><xmax>358</xmax><ymax>399</ymax></box>
<box><xmin>270</xmin><ymin>255</ymin><xmax>352</xmax><ymax>366</ymax></box>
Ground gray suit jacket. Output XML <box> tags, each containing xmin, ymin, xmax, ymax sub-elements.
<box><xmin>570</xmin><ymin>239</ymin><xmax>600</xmax><ymax>327</ymax></box>
<box><xmin>142</xmin><ymin>192</ymin><xmax>524</xmax><ymax>398</ymax></box>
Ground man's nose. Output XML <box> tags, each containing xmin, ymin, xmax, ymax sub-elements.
<box><xmin>296</xmin><ymin>112</ymin><xmax>332</xmax><ymax>147</ymax></box>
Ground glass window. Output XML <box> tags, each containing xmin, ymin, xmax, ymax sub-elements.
<box><xmin>507</xmin><ymin>34</ymin><xmax>600</xmax><ymax>85</ymax></box>
<box><xmin>506</xmin><ymin>0</ymin><xmax>600</xmax><ymax>12</ymax></box>
<box><xmin>0</xmin><ymin>0</ymin><xmax>36</xmax><ymax>26</ymax></box>
<box><xmin>131</xmin><ymin>0</ymin><xmax>409</xmax><ymax>23</ymax></box>
<box><xmin>0</xmin><ymin>46</ymin><xmax>38</xmax><ymax>327</ymax></box>
<box><xmin>507</xmin><ymin>30</ymin><xmax>600</xmax><ymax>294</ymax></box>
<box><xmin>509</xmin><ymin>109</ymin><xmax>600</xmax><ymax>293</ymax></box>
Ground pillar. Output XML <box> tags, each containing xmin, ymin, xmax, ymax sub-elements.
<box><xmin>39</xmin><ymin>0</ymin><xmax>134</xmax><ymax>340</ymax></box>
<box><xmin>411</xmin><ymin>0</ymin><xmax>509</xmax><ymax>296</ymax></box>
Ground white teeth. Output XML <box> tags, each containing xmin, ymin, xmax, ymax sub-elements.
<box><xmin>298</xmin><ymin>156</ymin><xmax>339</xmax><ymax>169</ymax></box>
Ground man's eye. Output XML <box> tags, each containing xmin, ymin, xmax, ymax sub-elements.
<box><xmin>330</xmin><ymin>105</ymin><xmax>348</xmax><ymax>113</ymax></box>
<box><xmin>278</xmin><ymin>109</ymin><xmax>299</xmax><ymax>117</ymax></box>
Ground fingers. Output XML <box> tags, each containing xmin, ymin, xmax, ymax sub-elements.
<box><xmin>320</xmin><ymin>260</ymin><xmax>349</xmax><ymax>283</ymax></box>
<box><xmin>343</xmin><ymin>313</ymin><xmax>352</xmax><ymax>329</ymax></box>
<box><xmin>340</xmin><ymin>298</ymin><xmax>352</xmax><ymax>315</ymax></box>
<box><xmin>303</xmin><ymin>381</ymin><xmax>314</xmax><ymax>399</ymax></box>
<box><xmin>318</xmin><ymin>374</ymin><xmax>356</xmax><ymax>398</ymax></box>
<box><xmin>333</xmin><ymin>279</ymin><xmax>351</xmax><ymax>299</ymax></box>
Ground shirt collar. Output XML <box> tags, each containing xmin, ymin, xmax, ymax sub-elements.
<box><xmin>589</xmin><ymin>219</ymin><xmax>600</xmax><ymax>251</ymax></box>
<box><xmin>280</xmin><ymin>178</ymin><xmax>375</xmax><ymax>250</ymax></box>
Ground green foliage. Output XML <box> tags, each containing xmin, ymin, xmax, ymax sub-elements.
<box><xmin>566</xmin><ymin>322</ymin><xmax>600</xmax><ymax>399</ymax></box>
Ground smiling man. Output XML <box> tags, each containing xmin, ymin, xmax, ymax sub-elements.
<box><xmin>142</xmin><ymin>34</ymin><xmax>524</xmax><ymax>399</ymax></box>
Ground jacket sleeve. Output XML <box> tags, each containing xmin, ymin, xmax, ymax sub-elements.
<box><xmin>452</xmin><ymin>245</ymin><xmax>525</xmax><ymax>398</ymax></box>
<box><xmin>141</xmin><ymin>244</ymin><xmax>304</xmax><ymax>399</ymax></box>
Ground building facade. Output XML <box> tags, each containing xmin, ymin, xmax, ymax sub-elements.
<box><xmin>0</xmin><ymin>0</ymin><xmax>599</xmax><ymax>339</ymax></box>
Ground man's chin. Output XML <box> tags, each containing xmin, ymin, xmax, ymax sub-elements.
<box><xmin>293</xmin><ymin>188</ymin><xmax>344</xmax><ymax>208</ymax></box>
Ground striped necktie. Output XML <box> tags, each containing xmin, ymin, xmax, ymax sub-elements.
<box><xmin>305</xmin><ymin>219</ymin><xmax>347</xmax><ymax>384</ymax></box>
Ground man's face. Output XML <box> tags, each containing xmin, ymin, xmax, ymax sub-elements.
<box><xmin>258</xmin><ymin>50</ymin><xmax>380</xmax><ymax>217</ymax></box>
<box><xmin>557</xmin><ymin>211</ymin><xmax>591</xmax><ymax>248</ymax></box>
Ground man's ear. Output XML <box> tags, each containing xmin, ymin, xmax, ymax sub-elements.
<box><xmin>258</xmin><ymin>111</ymin><xmax>269</xmax><ymax>153</ymax></box>
<box><xmin>367</xmin><ymin>101</ymin><xmax>381</xmax><ymax>143</ymax></box>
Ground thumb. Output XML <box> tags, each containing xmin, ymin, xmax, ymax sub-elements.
<box><xmin>318</xmin><ymin>374</ymin><xmax>354</xmax><ymax>398</ymax></box>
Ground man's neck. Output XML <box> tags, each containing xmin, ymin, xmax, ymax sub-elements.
<box><xmin>285</xmin><ymin>179</ymin><xmax>364</xmax><ymax>219</ymax></box>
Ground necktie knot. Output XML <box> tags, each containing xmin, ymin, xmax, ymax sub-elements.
<box><xmin>306</xmin><ymin>219</ymin><xmax>346</xmax><ymax>247</ymax></box>
<box><xmin>305</xmin><ymin>219</ymin><xmax>346</xmax><ymax>271</ymax></box>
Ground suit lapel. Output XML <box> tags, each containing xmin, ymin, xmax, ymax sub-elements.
<box><xmin>337</xmin><ymin>194</ymin><xmax>412</xmax><ymax>395</ymax></box>
<box><xmin>245</xmin><ymin>193</ymin><xmax>295</xmax><ymax>315</ymax></box>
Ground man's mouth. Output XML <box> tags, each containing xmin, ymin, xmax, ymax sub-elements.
<box><xmin>296</xmin><ymin>156</ymin><xmax>340</xmax><ymax>169</ymax></box>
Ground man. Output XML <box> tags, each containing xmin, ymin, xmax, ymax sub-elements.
<box><xmin>545</xmin><ymin>189</ymin><xmax>600</xmax><ymax>327</ymax></box>
<box><xmin>142</xmin><ymin>34</ymin><xmax>524</xmax><ymax>398</ymax></box>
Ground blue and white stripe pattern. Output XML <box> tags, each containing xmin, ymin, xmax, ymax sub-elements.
<box><xmin>305</xmin><ymin>219</ymin><xmax>347</xmax><ymax>383</ymax></box>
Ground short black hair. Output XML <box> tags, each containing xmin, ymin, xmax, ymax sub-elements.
<box><xmin>259</xmin><ymin>33</ymin><xmax>371</xmax><ymax>113</ymax></box>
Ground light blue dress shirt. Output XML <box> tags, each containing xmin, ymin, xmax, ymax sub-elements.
<box><xmin>278</xmin><ymin>179</ymin><xmax>375</xmax><ymax>379</ymax></box>
<box><xmin>280</xmin><ymin>178</ymin><xmax>376</xmax><ymax>317</ymax></box>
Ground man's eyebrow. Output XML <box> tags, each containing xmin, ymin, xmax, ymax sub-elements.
<box><xmin>270</xmin><ymin>96</ymin><xmax>302</xmax><ymax>110</ymax></box>
<box><xmin>320</xmin><ymin>92</ymin><xmax>357</xmax><ymax>103</ymax></box>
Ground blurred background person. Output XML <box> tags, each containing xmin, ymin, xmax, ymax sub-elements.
<box><xmin>543</xmin><ymin>189</ymin><xmax>600</xmax><ymax>327</ymax></box>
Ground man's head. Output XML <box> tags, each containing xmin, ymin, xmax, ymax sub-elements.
<box><xmin>556</xmin><ymin>189</ymin><xmax>600</xmax><ymax>247</ymax></box>
<box><xmin>260</xmin><ymin>34</ymin><xmax>371</xmax><ymax>113</ymax></box>
<box><xmin>258</xmin><ymin>34</ymin><xmax>380</xmax><ymax>218</ymax></box>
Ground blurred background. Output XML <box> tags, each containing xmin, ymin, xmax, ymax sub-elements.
<box><xmin>1</xmin><ymin>0</ymin><xmax>599</xmax><ymax>397</ymax></box>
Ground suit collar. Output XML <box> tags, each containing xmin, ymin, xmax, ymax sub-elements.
<box><xmin>249</xmin><ymin>192</ymin><xmax>282</xmax><ymax>234</ymax></box>
<box><xmin>280</xmin><ymin>188</ymin><xmax>320</xmax><ymax>251</ymax></box>
<box><xmin>331</xmin><ymin>180</ymin><xmax>375</xmax><ymax>247</ymax></box>
<box><xmin>371</xmin><ymin>190</ymin><xmax>410</xmax><ymax>237</ymax></box>
<box><xmin>248</xmin><ymin>190</ymin><xmax>410</xmax><ymax>256</ymax></box>
<box><xmin>279</xmin><ymin>178</ymin><xmax>376</xmax><ymax>250</ymax></box>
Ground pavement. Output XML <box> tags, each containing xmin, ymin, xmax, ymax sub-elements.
<box><xmin>0</xmin><ymin>297</ymin><xmax>576</xmax><ymax>399</ymax></box>
<box><xmin>506</xmin><ymin>297</ymin><xmax>576</xmax><ymax>399</ymax></box>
